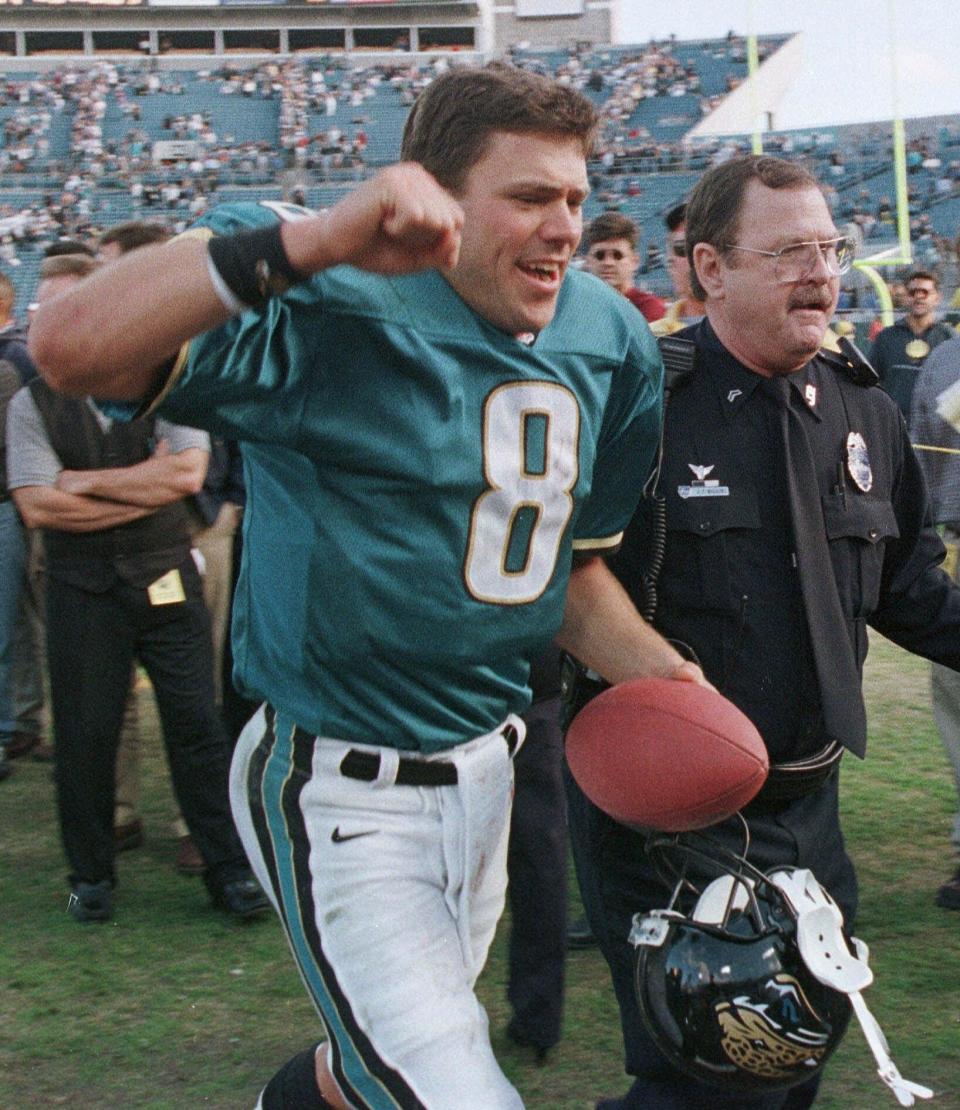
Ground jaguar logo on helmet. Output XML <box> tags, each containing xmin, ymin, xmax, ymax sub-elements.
<box><xmin>630</xmin><ymin>834</ymin><xmax>934</xmax><ymax>1105</ymax></box>
<box><xmin>716</xmin><ymin>976</ymin><xmax>830</xmax><ymax>1080</ymax></box>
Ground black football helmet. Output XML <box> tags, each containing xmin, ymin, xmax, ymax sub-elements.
<box><xmin>630</xmin><ymin>834</ymin><xmax>933</xmax><ymax>1105</ymax></box>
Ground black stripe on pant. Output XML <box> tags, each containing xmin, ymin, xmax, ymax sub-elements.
<box><xmin>245</xmin><ymin>708</ymin><xmax>424</xmax><ymax>1109</ymax></box>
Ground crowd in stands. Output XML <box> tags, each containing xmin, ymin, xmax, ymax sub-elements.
<box><xmin>2</xmin><ymin>42</ymin><xmax>960</xmax><ymax>304</ymax></box>
<box><xmin>0</xmin><ymin>56</ymin><xmax>452</xmax><ymax>262</ymax></box>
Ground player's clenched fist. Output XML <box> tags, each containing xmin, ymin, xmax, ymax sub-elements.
<box><xmin>282</xmin><ymin>163</ymin><xmax>464</xmax><ymax>278</ymax></box>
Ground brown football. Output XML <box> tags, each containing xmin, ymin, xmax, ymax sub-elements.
<box><xmin>566</xmin><ymin>678</ymin><xmax>768</xmax><ymax>831</ymax></box>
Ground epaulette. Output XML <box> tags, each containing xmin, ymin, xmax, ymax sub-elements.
<box><xmin>657</xmin><ymin>335</ymin><xmax>697</xmax><ymax>397</ymax></box>
<box><xmin>818</xmin><ymin>335</ymin><xmax>880</xmax><ymax>387</ymax></box>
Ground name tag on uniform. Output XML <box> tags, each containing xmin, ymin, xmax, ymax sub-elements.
<box><xmin>147</xmin><ymin>568</ymin><xmax>186</xmax><ymax>606</ymax></box>
<box><xmin>678</xmin><ymin>485</ymin><xmax>730</xmax><ymax>499</ymax></box>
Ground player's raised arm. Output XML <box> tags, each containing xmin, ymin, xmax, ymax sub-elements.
<box><xmin>28</xmin><ymin>164</ymin><xmax>463</xmax><ymax>402</ymax></box>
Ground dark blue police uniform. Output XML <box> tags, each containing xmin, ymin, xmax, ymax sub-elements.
<box><xmin>566</xmin><ymin>319</ymin><xmax>960</xmax><ymax>1110</ymax></box>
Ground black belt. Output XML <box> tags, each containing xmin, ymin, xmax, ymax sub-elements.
<box><xmin>745</xmin><ymin>741</ymin><xmax>844</xmax><ymax>812</ymax></box>
<box><xmin>293</xmin><ymin>723</ymin><xmax>520</xmax><ymax>787</ymax></box>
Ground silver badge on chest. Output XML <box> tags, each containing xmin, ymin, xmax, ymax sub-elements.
<box><xmin>846</xmin><ymin>431</ymin><xmax>873</xmax><ymax>492</ymax></box>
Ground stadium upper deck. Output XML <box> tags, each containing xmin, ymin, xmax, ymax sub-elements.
<box><xmin>1</xmin><ymin>36</ymin><xmax>957</xmax><ymax>310</ymax></box>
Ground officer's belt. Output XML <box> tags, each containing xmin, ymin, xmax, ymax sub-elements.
<box><xmin>745</xmin><ymin>741</ymin><xmax>844</xmax><ymax>812</ymax></box>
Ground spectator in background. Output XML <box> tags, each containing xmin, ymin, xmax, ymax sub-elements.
<box><xmin>0</xmin><ymin>273</ymin><xmax>35</xmax><ymax>382</ymax></box>
<box><xmin>867</xmin><ymin>279</ymin><xmax>908</xmax><ymax>344</ymax></box>
<box><xmin>650</xmin><ymin>202</ymin><xmax>705</xmax><ymax>336</ymax></box>
<box><xmin>0</xmin><ymin>274</ymin><xmax>47</xmax><ymax>766</ymax></box>
<box><xmin>908</xmin><ymin>333</ymin><xmax>960</xmax><ymax>910</ymax></box>
<box><xmin>870</xmin><ymin>270</ymin><xmax>954</xmax><ymax>419</ymax></box>
<box><xmin>96</xmin><ymin>219</ymin><xmax>206</xmax><ymax>872</ymax></box>
<box><xmin>97</xmin><ymin>218</ymin><xmax>170</xmax><ymax>261</ymax></box>
<box><xmin>0</xmin><ymin>354</ymin><xmax>31</xmax><ymax>780</ymax></box>
<box><xmin>44</xmin><ymin>238</ymin><xmax>96</xmax><ymax>259</ymax></box>
<box><xmin>583</xmin><ymin>212</ymin><xmax>666</xmax><ymax>323</ymax></box>
<box><xmin>7</xmin><ymin>253</ymin><xmax>267</xmax><ymax>923</ymax></box>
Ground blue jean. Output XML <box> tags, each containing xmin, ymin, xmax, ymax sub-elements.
<box><xmin>0</xmin><ymin>500</ymin><xmax>27</xmax><ymax>743</ymax></box>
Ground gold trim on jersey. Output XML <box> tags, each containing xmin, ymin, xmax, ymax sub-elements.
<box><xmin>572</xmin><ymin>532</ymin><xmax>624</xmax><ymax>552</ymax></box>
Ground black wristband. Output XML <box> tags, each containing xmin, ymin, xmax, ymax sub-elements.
<box><xmin>207</xmin><ymin>223</ymin><xmax>306</xmax><ymax>311</ymax></box>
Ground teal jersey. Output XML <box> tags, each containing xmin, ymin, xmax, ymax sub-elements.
<box><xmin>157</xmin><ymin>202</ymin><xmax>663</xmax><ymax>751</ymax></box>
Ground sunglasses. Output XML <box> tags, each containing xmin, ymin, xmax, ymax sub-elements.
<box><xmin>670</xmin><ymin>241</ymin><xmax>687</xmax><ymax>258</ymax></box>
<box><xmin>589</xmin><ymin>248</ymin><xmax>632</xmax><ymax>262</ymax></box>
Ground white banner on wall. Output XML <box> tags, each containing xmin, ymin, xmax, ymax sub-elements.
<box><xmin>515</xmin><ymin>0</ymin><xmax>585</xmax><ymax>16</ymax></box>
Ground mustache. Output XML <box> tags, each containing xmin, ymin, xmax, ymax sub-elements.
<box><xmin>788</xmin><ymin>287</ymin><xmax>834</xmax><ymax>310</ymax></box>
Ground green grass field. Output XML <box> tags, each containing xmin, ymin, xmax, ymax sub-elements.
<box><xmin>2</xmin><ymin>632</ymin><xmax>959</xmax><ymax>1109</ymax></box>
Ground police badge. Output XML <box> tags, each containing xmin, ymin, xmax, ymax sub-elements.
<box><xmin>846</xmin><ymin>432</ymin><xmax>872</xmax><ymax>492</ymax></box>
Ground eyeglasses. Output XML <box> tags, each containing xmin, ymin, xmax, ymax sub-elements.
<box><xmin>669</xmin><ymin>240</ymin><xmax>687</xmax><ymax>258</ymax></box>
<box><xmin>724</xmin><ymin>236</ymin><xmax>855</xmax><ymax>283</ymax></box>
<box><xmin>589</xmin><ymin>248</ymin><xmax>629</xmax><ymax>262</ymax></box>
<box><xmin>907</xmin><ymin>286</ymin><xmax>935</xmax><ymax>297</ymax></box>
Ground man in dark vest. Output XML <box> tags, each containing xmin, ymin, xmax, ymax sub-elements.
<box><xmin>6</xmin><ymin>253</ymin><xmax>266</xmax><ymax>923</ymax></box>
<box><xmin>869</xmin><ymin>269</ymin><xmax>954</xmax><ymax>420</ymax></box>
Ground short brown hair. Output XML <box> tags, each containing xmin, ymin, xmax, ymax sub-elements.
<box><xmin>686</xmin><ymin>155</ymin><xmax>823</xmax><ymax>301</ymax></box>
<box><xmin>44</xmin><ymin>238</ymin><xmax>95</xmax><ymax>258</ymax></box>
<box><xmin>40</xmin><ymin>254</ymin><xmax>100</xmax><ymax>281</ymax></box>
<box><xmin>905</xmin><ymin>269</ymin><xmax>939</xmax><ymax>290</ymax></box>
<box><xmin>400</xmin><ymin>63</ymin><xmax>599</xmax><ymax>194</ymax></box>
<box><xmin>584</xmin><ymin>212</ymin><xmax>638</xmax><ymax>251</ymax></box>
<box><xmin>98</xmin><ymin>220</ymin><xmax>171</xmax><ymax>256</ymax></box>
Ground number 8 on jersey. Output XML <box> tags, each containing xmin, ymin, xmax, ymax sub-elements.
<box><xmin>465</xmin><ymin>382</ymin><xmax>580</xmax><ymax>605</ymax></box>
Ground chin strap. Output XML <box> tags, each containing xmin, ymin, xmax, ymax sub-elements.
<box><xmin>772</xmin><ymin>871</ymin><xmax>934</xmax><ymax>1107</ymax></box>
<box><xmin>843</xmin><ymin>961</ymin><xmax>934</xmax><ymax>1108</ymax></box>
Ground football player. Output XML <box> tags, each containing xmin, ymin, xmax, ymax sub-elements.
<box><xmin>29</xmin><ymin>64</ymin><xmax>705</xmax><ymax>1109</ymax></box>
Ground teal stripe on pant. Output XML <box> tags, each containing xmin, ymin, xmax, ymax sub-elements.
<box><xmin>245</xmin><ymin>707</ymin><xmax>422</xmax><ymax>1109</ymax></box>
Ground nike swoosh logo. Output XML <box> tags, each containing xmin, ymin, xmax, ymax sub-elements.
<box><xmin>331</xmin><ymin>826</ymin><xmax>377</xmax><ymax>844</ymax></box>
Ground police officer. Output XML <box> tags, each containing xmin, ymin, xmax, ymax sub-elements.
<box><xmin>565</xmin><ymin>155</ymin><xmax>960</xmax><ymax>1110</ymax></box>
